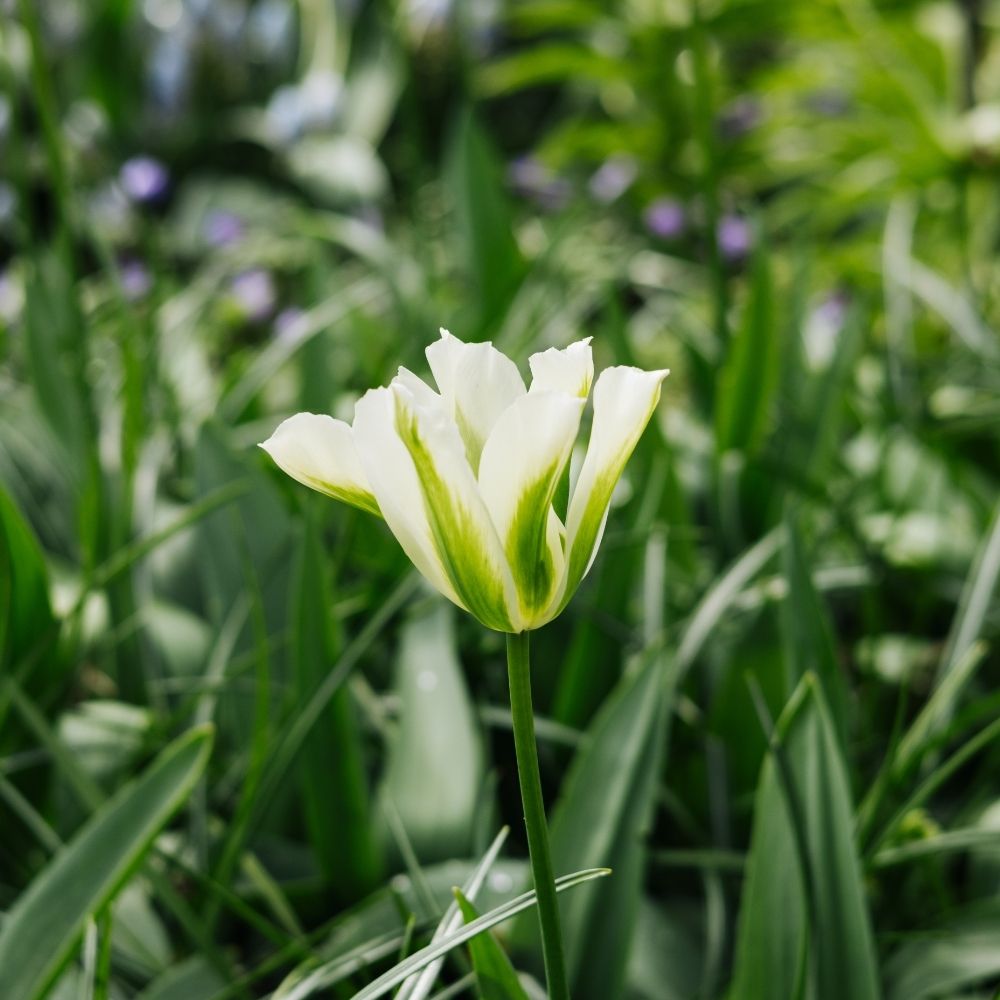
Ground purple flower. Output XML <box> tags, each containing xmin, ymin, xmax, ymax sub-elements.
<box><xmin>717</xmin><ymin>214</ymin><xmax>752</xmax><ymax>261</ymax></box>
<box><xmin>805</xmin><ymin>89</ymin><xmax>852</xmax><ymax>118</ymax></box>
<box><xmin>814</xmin><ymin>289</ymin><xmax>850</xmax><ymax>328</ymax></box>
<box><xmin>508</xmin><ymin>156</ymin><xmax>571</xmax><ymax>212</ymax></box>
<box><xmin>589</xmin><ymin>155</ymin><xmax>638</xmax><ymax>204</ymax></box>
<box><xmin>230</xmin><ymin>269</ymin><xmax>276</xmax><ymax>322</ymax></box>
<box><xmin>120</xmin><ymin>258</ymin><xmax>152</xmax><ymax>301</ymax></box>
<box><xmin>717</xmin><ymin>97</ymin><xmax>762</xmax><ymax>140</ymax></box>
<box><xmin>274</xmin><ymin>306</ymin><xmax>305</xmax><ymax>341</ymax></box>
<box><xmin>203</xmin><ymin>210</ymin><xmax>245</xmax><ymax>247</ymax></box>
<box><xmin>804</xmin><ymin>290</ymin><xmax>851</xmax><ymax>369</ymax></box>
<box><xmin>644</xmin><ymin>198</ymin><xmax>685</xmax><ymax>240</ymax></box>
<box><xmin>119</xmin><ymin>156</ymin><xmax>170</xmax><ymax>204</ymax></box>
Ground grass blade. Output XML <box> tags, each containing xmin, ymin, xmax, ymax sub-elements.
<box><xmin>0</xmin><ymin>725</ymin><xmax>213</xmax><ymax>1000</ymax></box>
<box><xmin>730</xmin><ymin>675</ymin><xmax>878</xmax><ymax>1000</ymax></box>
<box><xmin>455</xmin><ymin>888</ymin><xmax>531</xmax><ymax>1000</ymax></box>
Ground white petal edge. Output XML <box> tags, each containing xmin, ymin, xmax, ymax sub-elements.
<box><xmin>553</xmin><ymin>365</ymin><xmax>669</xmax><ymax>616</ymax></box>
<box><xmin>259</xmin><ymin>412</ymin><xmax>380</xmax><ymax>516</ymax></box>
<box><xmin>528</xmin><ymin>338</ymin><xmax>594</xmax><ymax>399</ymax></box>
<box><xmin>425</xmin><ymin>328</ymin><xmax>526</xmax><ymax>471</ymax></box>
<box><xmin>477</xmin><ymin>390</ymin><xmax>585</xmax><ymax>622</ymax></box>
<box><xmin>351</xmin><ymin>388</ymin><xmax>463</xmax><ymax>608</ymax></box>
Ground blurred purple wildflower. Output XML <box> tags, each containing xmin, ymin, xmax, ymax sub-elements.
<box><xmin>589</xmin><ymin>155</ymin><xmax>638</xmax><ymax>204</ymax></box>
<box><xmin>230</xmin><ymin>269</ymin><xmax>277</xmax><ymax>322</ymax></box>
<box><xmin>274</xmin><ymin>306</ymin><xmax>305</xmax><ymax>342</ymax></box>
<box><xmin>717</xmin><ymin>96</ymin><xmax>762</xmax><ymax>140</ymax></box>
<box><xmin>805</xmin><ymin>89</ymin><xmax>852</xmax><ymax>118</ymax></box>
<box><xmin>120</xmin><ymin>258</ymin><xmax>152</xmax><ymax>301</ymax></box>
<box><xmin>804</xmin><ymin>289</ymin><xmax>851</xmax><ymax>369</ymax></box>
<box><xmin>644</xmin><ymin>198</ymin><xmax>685</xmax><ymax>240</ymax></box>
<box><xmin>120</xmin><ymin>156</ymin><xmax>170</xmax><ymax>204</ymax></box>
<box><xmin>717</xmin><ymin>214</ymin><xmax>752</xmax><ymax>261</ymax></box>
<box><xmin>204</xmin><ymin>210</ymin><xmax>245</xmax><ymax>247</ymax></box>
<box><xmin>815</xmin><ymin>289</ymin><xmax>850</xmax><ymax>327</ymax></box>
<box><xmin>508</xmin><ymin>156</ymin><xmax>571</xmax><ymax>212</ymax></box>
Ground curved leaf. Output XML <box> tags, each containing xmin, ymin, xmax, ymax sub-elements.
<box><xmin>0</xmin><ymin>725</ymin><xmax>214</xmax><ymax>1000</ymax></box>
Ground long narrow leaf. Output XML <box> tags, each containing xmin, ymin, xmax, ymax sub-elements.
<box><xmin>0</xmin><ymin>726</ymin><xmax>213</xmax><ymax>1000</ymax></box>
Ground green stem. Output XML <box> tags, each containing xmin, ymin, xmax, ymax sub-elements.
<box><xmin>506</xmin><ymin>631</ymin><xmax>569</xmax><ymax>1000</ymax></box>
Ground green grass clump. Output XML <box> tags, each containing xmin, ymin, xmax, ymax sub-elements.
<box><xmin>1</xmin><ymin>1</ymin><xmax>1000</xmax><ymax>997</ymax></box>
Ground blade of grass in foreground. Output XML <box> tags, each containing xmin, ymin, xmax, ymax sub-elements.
<box><xmin>0</xmin><ymin>726</ymin><xmax>213</xmax><ymax>1000</ymax></box>
<box><xmin>454</xmin><ymin>889</ymin><xmax>531</xmax><ymax>1000</ymax></box>
<box><xmin>730</xmin><ymin>675</ymin><xmax>878</xmax><ymax>1000</ymax></box>
<box><xmin>279</xmin><ymin>869</ymin><xmax>610</xmax><ymax>1000</ymax></box>
<box><xmin>394</xmin><ymin>826</ymin><xmax>509</xmax><ymax>1000</ymax></box>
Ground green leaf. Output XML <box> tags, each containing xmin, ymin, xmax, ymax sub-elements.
<box><xmin>729</xmin><ymin>676</ymin><xmax>878</xmax><ymax>1000</ymax></box>
<box><xmin>538</xmin><ymin>650</ymin><xmax>675</xmax><ymax>999</ymax></box>
<box><xmin>447</xmin><ymin>109</ymin><xmax>524</xmax><ymax>332</ymax></box>
<box><xmin>0</xmin><ymin>725</ymin><xmax>214</xmax><ymax>1000</ymax></box>
<box><xmin>379</xmin><ymin>601</ymin><xmax>485</xmax><ymax>862</ymax></box>
<box><xmin>291</xmin><ymin>509</ymin><xmax>381</xmax><ymax>898</ymax></box>
<box><xmin>0</xmin><ymin>484</ymin><xmax>56</xmax><ymax>683</ymax></box>
<box><xmin>22</xmin><ymin>252</ymin><xmax>88</xmax><ymax>466</ymax></box>
<box><xmin>936</xmin><ymin>500</ymin><xmax>1000</xmax><ymax>688</ymax></box>
<box><xmin>714</xmin><ymin>233</ymin><xmax>779</xmax><ymax>457</ymax></box>
<box><xmin>478</xmin><ymin>43</ymin><xmax>623</xmax><ymax>96</ymax></box>
<box><xmin>885</xmin><ymin>907</ymin><xmax>1000</xmax><ymax>1000</ymax></box>
<box><xmin>455</xmin><ymin>888</ymin><xmax>530</xmax><ymax>1000</ymax></box>
<box><xmin>780</xmin><ymin>509</ymin><xmax>848</xmax><ymax>742</ymax></box>
<box><xmin>134</xmin><ymin>956</ymin><xmax>226</xmax><ymax>1000</ymax></box>
<box><xmin>348</xmin><ymin>869</ymin><xmax>610</xmax><ymax>1000</ymax></box>
<box><xmin>396</xmin><ymin>827</ymin><xmax>510</xmax><ymax>1000</ymax></box>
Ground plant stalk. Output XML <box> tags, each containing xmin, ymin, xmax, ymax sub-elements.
<box><xmin>506</xmin><ymin>630</ymin><xmax>569</xmax><ymax>1000</ymax></box>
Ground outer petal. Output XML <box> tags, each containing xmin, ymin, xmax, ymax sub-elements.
<box><xmin>425</xmin><ymin>329</ymin><xmax>526</xmax><ymax>472</ymax></box>
<box><xmin>477</xmin><ymin>390</ymin><xmax>585</xmax><ymax>625</ymax></box>
<box><xmin>260</xmin><ymin>412</ymin><xmax>380</xmax><ymax>516</ymax></box>
<box><xmin>552</xmin><ymin>365</ymin><xmax>669</xmax><ymax>618</ymax></box>
<box><xmin>528</xmin><ymin>338</ymin><xmax>594</xmax><ymax>399</ymax></box>
<box><xmin>357</xmin><ymin>380</ymin><xmax>522</xmax><ymax>631</ymax></box>
<box><xmin>352</xmin><ymin>388</ymin><xmax>463</xmax><ymax>608</ymax></box>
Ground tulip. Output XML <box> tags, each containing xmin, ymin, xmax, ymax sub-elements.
<box><xmin>261</xmin><ymin>329</ymin><xmax>667</xmax><ymax>1000</ymax></box>
<box><xmin>261</xmin><ymin>329</ymin><xmax>668</xmax><ymax>633</ymax></box>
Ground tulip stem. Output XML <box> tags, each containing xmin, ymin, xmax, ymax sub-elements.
<box><xmin>506</xmin><ymin>630</ymin><xmax>570</xmax><ymax>1000</ymax></box>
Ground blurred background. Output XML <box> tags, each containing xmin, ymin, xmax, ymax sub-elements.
<box><xmin>1</xmin><ymin>0</ymin><xmax>1000</xmax><ymax>997</ymax></box>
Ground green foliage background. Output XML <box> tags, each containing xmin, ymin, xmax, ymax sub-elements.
<box><xmin>1</xmin><ymin>0</ymin><xmax>1000</xmax><ymax>996</ymax></box>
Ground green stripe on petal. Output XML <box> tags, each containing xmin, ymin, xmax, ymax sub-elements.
<box><xmin>260</xmin><ymin>413</ymin><xmax>381</xmax><ymax>517</ymax></box>
<box><xmin>478</xmin><ymin>391</ymin><xmax>584</xmax><ymax>624</ymax></box>
<box><xmin>352</xmin><ymin>388</ymin><xmax>465</xmax><ymax>610</ymax></box>
<box><xmin>552</xmin><ymin>365</ymin><xmax>669</xmax><ymax>619</ymax></box>
<box><xmin>393</xmin><ymin>387</ymin><xmax>520</xmax><ymax>632</ymax></box>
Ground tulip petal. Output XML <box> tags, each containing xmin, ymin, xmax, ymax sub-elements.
<box><xmin>352</xmin><ymin>388</ymin><xmax>463</xmax><ymax>608</ymax></box>
<box><xmin>259</xmin><ymin>412</ymin><xmax>381</xmax><ymax>517</ymax></box>
<box><xmin>390</xmin><ymin>382</ymin><xmax>522</xmax><ymax>632</ymax></box>
<box><xmin>394</xmin><ymin>366</ymin><xmax>441</xmax><ymax>410</ymax></box>
<box><xmin>425</xmin><ymin>329</ymin><xmax>526</xmax><ymax>472</ymax></box>
<box><xmin>478</xmin><ymin>390</ymin><xmax>585</xmax><ymax>623</ymax></box>
<box><xmin>528</xmin><ymin>338</ymin><xmax>594</xmax><ymax>399</ymax></box>
<box><xmin>557</xmin><ymin>366</ymin><xmax>669</xmax><ymax>612</ymax></box>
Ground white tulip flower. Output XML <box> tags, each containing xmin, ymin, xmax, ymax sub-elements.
<box><xmin>261</xmin><ymin>329</ymin><xmax>668</xmax><ymax>633</ymax></box>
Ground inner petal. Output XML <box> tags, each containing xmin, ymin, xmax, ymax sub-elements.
<box><xmin>425</xmin><ymin>329</ymin><xmax>526</xmax><ymax>472</ymax></box>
